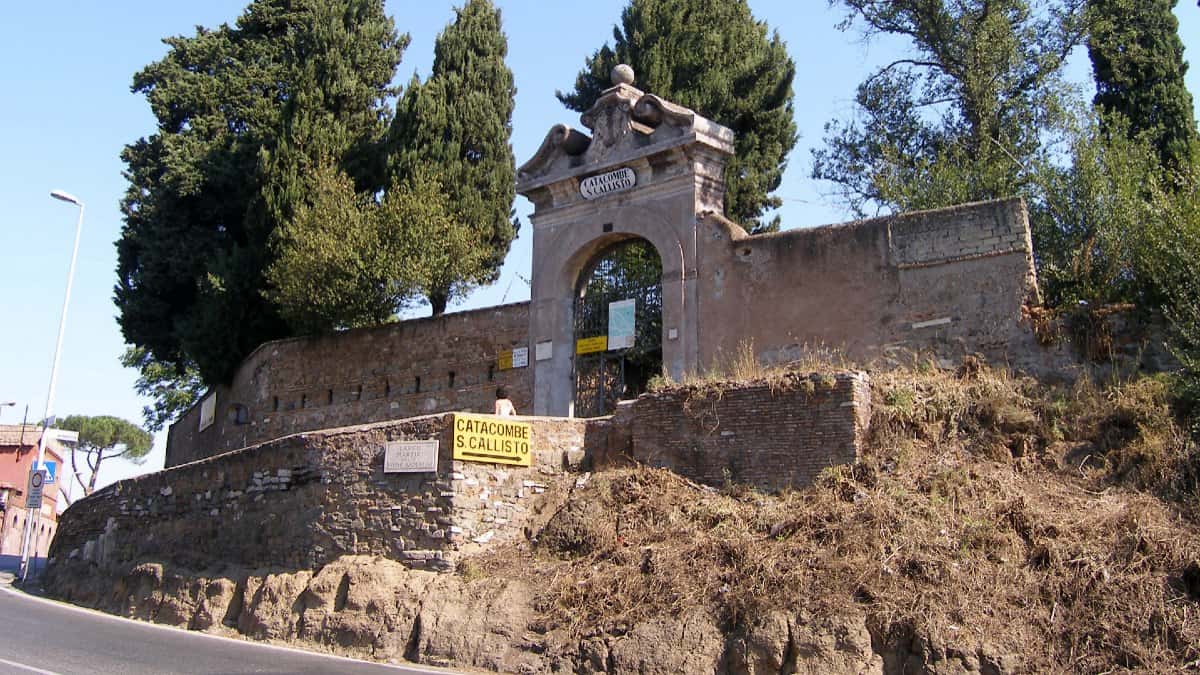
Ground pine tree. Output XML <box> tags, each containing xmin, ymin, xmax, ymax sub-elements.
<box><xmin>58</xmin><ymin>415</ymin><xmax>153</xmax><ymax>496</ymax></box>
<box><xmin>1088</xmin><ymin>0</ymin><xmax>1198</xmax><ymax>172</ymax></box>
<box><xmin>116</xmin><ymin>0</ymin><xmax>407</xmax><ymax>384</ymax></box>
<box><xmin>558</xmin><ymin>0</ymin><xmax>797</xmax><ymax>233</ymax></box>
<box><xmin>390</xmin><ymin>0</ymin><xmax>517</xmax><ymax>315</ymax></box>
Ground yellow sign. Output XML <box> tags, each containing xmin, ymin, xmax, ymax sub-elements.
<box><xmin>576</xmin><ymin>335</ymin><xmax>608</xmax><ymax>355</ymax></box>
<box><xmin>497</xmin><ymin>350</ymin><xmax>514</xmax><ymax>370</ymax></box>
<box><xmin>452</xmin><ymin>413</ymin><xmax>533</xmax><ymax>467</ymax></box>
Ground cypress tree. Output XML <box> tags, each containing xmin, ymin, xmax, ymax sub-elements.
<box><xmin>558</xmin><ymin>0</ymin><xmax>797</xmax><ymax>233</ymax></box>
<box><xmin>390</xmin><ymin>0</ymin><xmax>517</xmax><ymax>315</ymax></box>
<box><xmin>116</xmin><ymin>0</ymin><xmax>406</xmax><ymax>384</ymax></box>
<box><xmin>1088</xmin><ymin>0</ymin><xmax>1198</xmax><ymax>172</ymax></box>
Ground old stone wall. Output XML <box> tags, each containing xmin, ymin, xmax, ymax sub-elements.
<box><xmin>168</xmin><ymin>303</ymin><xmax>532</xmax><ymax>467</ymax></box>
<box><xmin>56</xmin><ymin>413</ymin><xmax>589</xmax><ymax>574</ymax></box>
<box><xmin>56</xmin><ymin>371</ymin><xmax>871</xmax><ymax>583</ymax></box>
<box><xmin>166</xmin><ymin>198</ymin><xmax>1047</xmax><ymax>463</ymax></box>
<box><xmin>629</xmin><ymin>372</ymin><xmax>871</xmax><ymax>490</ymax></box>
<box><xmin>697</xmin><ymin>198</ymin><xmax>1041</xmax><ymax>371</ymax></box>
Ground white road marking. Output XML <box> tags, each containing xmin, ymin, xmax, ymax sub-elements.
<box><xmin>0</xmin><ymin>657</ymin><xmax>63</xmax><ymax>675</ymax></box>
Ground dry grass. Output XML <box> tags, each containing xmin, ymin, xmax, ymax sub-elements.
<box><xmin>649</xmin><ymin>340</ymin><xmax>853</xmax><ymax>393</ymax></box>
<box><xmin>464</xmin><ymin>363</ymin><xmax>1200</xmax><ymax>671</ymax></box>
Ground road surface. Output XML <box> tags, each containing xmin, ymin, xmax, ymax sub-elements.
<box><xmin>0</xmin><ymin>575</ymin><xmax>459</xmax><ymax>675</ymax></box>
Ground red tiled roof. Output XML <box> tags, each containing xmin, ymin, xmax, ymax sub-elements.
<box><xmin>0</xmin><ymin>425</ymin><xmax>39</xmax><ymax>446</ymax></box>
<box><xmin>0</xmin><ymin>424</ymin><xmax>68</xmax><ymax>461</ymax></box>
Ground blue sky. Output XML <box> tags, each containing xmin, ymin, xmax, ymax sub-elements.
<box><xmin>1</xmin><ymin>1</ymin><xmax>1197</xmax><ymax>493</ymax></box>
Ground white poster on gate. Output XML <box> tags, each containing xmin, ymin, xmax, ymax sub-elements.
<box><xmin>608</xmin><ymin>299</ymin><xmax>636</xmax><ymax>350</ymax></box>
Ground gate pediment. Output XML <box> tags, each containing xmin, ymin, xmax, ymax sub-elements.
<box><xmin>518</xmin><ymin>66</ymin><xmax>732</xmax><ymax>416</ymax></box>
<box><xmin>516</xmin><ymin>70</ymin><xmax>733</xmax><ymax>191</ymax></box>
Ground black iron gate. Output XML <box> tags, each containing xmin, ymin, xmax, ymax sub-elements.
<box><xmin>573</xmin><ymin>239</ymin><xmax>663</xmax><ymax>417</ymax></box>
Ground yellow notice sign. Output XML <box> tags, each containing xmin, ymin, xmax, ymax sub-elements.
<box><xmin>576</xmin><ymin>335</ymin><xmax>608</xmax><ymax>355</ymax></box>
<box><xmin>497</xmin><ymin>350</ymin><xmax>514</xmax><ymax>370</ymax></box>
<box><xmin>452</xmin><ymin>413</ymin><xmax>533</xmax><ymax>467</ymax></box>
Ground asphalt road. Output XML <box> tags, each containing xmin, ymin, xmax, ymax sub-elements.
<box><xmin>0</xmin><ymin>576</ymin><xmax>459</xmax><ymax>675</ymax></box>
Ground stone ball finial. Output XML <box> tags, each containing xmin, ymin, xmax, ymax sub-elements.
<box><xmin>611</xmin><ymin>64</ymin><xmax>635</xmax><ymax>86</ymax></box>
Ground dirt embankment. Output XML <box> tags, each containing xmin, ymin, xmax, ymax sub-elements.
<box><xmin>46</xmin><ymin>366</ymin><xmax>1200</xmax><ymax>673</ymax></box>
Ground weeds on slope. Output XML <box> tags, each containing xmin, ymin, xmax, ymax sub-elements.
<box><xmin>465</xmin><ymin>362</ymin><xmax>1200</xmax><ymax>671</ymax></box>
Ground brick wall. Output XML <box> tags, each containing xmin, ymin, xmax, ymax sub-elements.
<box><xmin>167</xmin><ymin>303</ymin><xmax>533</xmax><ymax>467</ymax></box>
<box><xmin>698</xmin><ymin>198</ymin><xmax>1041</xmax><ymax>371</ymax></box>
<box><xmin>55</xmin><ymin>413</ymin><xmax>589</xmax><ymax>574</ymax></box>
<box><xmin>629</xmin><ymin>372</ymin><xmax>871</xmax><ymax>491</ymax></box>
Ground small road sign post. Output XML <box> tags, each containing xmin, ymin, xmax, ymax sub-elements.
<box><xmin>26</xmin><ymin>469</ymin><xmax>45</xmax><ymax>511</ymax></box>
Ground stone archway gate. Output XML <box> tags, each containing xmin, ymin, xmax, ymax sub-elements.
<box><xmin>516</xmin><ymin>66</ymin><xmax>735</xmax><ymax>417</ymax></box>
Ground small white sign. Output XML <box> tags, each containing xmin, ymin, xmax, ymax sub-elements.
<box><xmin>580</xmin><ymin>167</ymin><xmax>636</xmax><ymax>200</ymax></box>
<box><xmin>26</xmin><ymin>469</ymin><xmax>45</xmax><ymax>510</ymax></box>
<box><xmin>384</xmin><ymin>440</ymin><xmax>439</xmax><ymax>473</ymax></box>
<box><xmin>50</xmin><ymin>428</ymin><xmax>79</xmax><ymax>444</ymax></box>
<box><xmin>911</xmin><ymin>317</ymin><xmax>953</xmax><ymax>330</ymax></box>
<box><xmin>512</xmin><ymin>347</ymin><xmax>529</xmax><ymax>369</ymax></box>
<box><xmin>535</xmin><ymin>341</ymin><xmax>553</xmax><ymax>361</ymax></box>
<box><xmin>198</xmin><ymin>393</ymin><xmax>216</xmax><ymax>432</ymax></box>
<box><xmin>608</xmin><ymin>299</ymin><xmax>636</xmax><ymax>350</ymax></box>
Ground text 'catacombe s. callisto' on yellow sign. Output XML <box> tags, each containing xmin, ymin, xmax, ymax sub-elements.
<box><xmin>452</xmin><ymin>413</ymin><xmax>533</xmax><ymax>467</ymax></box>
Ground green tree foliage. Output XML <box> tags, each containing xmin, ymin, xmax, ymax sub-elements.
<box><xmin>390</xmin><ymin>0</ymin><xmax>517</xmax><ymax>315</ymax></box>
<box><xmin>558</xmin><ymin>0</ymin><xmax>797</xmax><ymax>233</ymax></box>
<box><xmin>58</xmin><ymin>415</ymin><xmax>153</xmax><ymax>496</ymax></box>
<box><xmin>1088</xmin><ymin>0</ymin><xmax>1198</xmax><ymax>173</ymax></box>
<box><xmin>1137</xmin><ymin>152</ymin><xmax>1200</xmax><ymax>416</ymax></box>
<box><xmin>813</xmin><ymin>0</ymin><xmax>1084</xmax><ymax>217</ymax></box>
<box><xmin>115</xmin><ymin>0</ymin><xmax>407</xmax><ymax>385</ymax></box>
<box><xmin>266</xmin><ymin>165</ymin><xmax>482</xmax><ymax>332</ymax></box>
<box><xmin>1030</xmin><ymin>111</ymin><xmax>1165</xmax><ymax>306</ymax></box>
<box><xmin>1033</xmin><ymin>0</ymin><xmax>1199</xmax><ymax>307</ymax></box>
<box><xmin>121</xmin><ymin>346</ymin><xmax>205</xmax><ymax>433</ymax></box>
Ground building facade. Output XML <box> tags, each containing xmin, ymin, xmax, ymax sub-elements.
<box><xmin>0</xmin><ymin>425</ymin><xmax>67</xmax><ymax>562</ymax></box>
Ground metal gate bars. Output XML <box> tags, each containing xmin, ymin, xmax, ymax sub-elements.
<box><xmin>572</xmin><ymin>239</ymin><xmax>663</xmax><ymax>417</ymax></box>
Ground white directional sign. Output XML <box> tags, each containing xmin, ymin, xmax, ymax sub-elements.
<box><xmin>26</xmin><ymin>469</ymin><xmax>46</xmax><ymax>510</ymax></box>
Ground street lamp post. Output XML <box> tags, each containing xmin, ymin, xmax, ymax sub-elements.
<box><xmin>19</xmin><ymin>189</ymin><xmax>84</xmax><ymax>583</ymax></box>
<box><xmin>0</xmin><ymin>401</ymin><xmax>14</xmax><ymax>420</ymax></box>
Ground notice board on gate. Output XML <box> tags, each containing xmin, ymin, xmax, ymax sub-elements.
<box><xmin>451</xmin><ymin>413</ymin><xmax>532</xmax><ymax>467</ymax></box>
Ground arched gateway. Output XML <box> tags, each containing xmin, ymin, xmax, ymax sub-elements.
<box><xmin>516</xmin><ymin>66</ymin><xmax>734</xmax><ymax>417</ymax></box>
<box><xmin>572</xmin><ymin>238</ymin><xmax>663</xmax><ymax>417</ymax></box>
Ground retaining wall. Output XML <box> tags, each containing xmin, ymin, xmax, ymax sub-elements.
<box><xmin>631</xmin><ymin>372</ymin><xmax>871</xmax><ymax>489</ymax></box>
<box><xmin>53</xmin><ymin>372</ymin><xmax>873</xmax><ymax>584</ymax></box>
<box><xmin>55</xmin><ymin>413</ymin><xmax>590</xmax><ymax>574</ymax></box>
